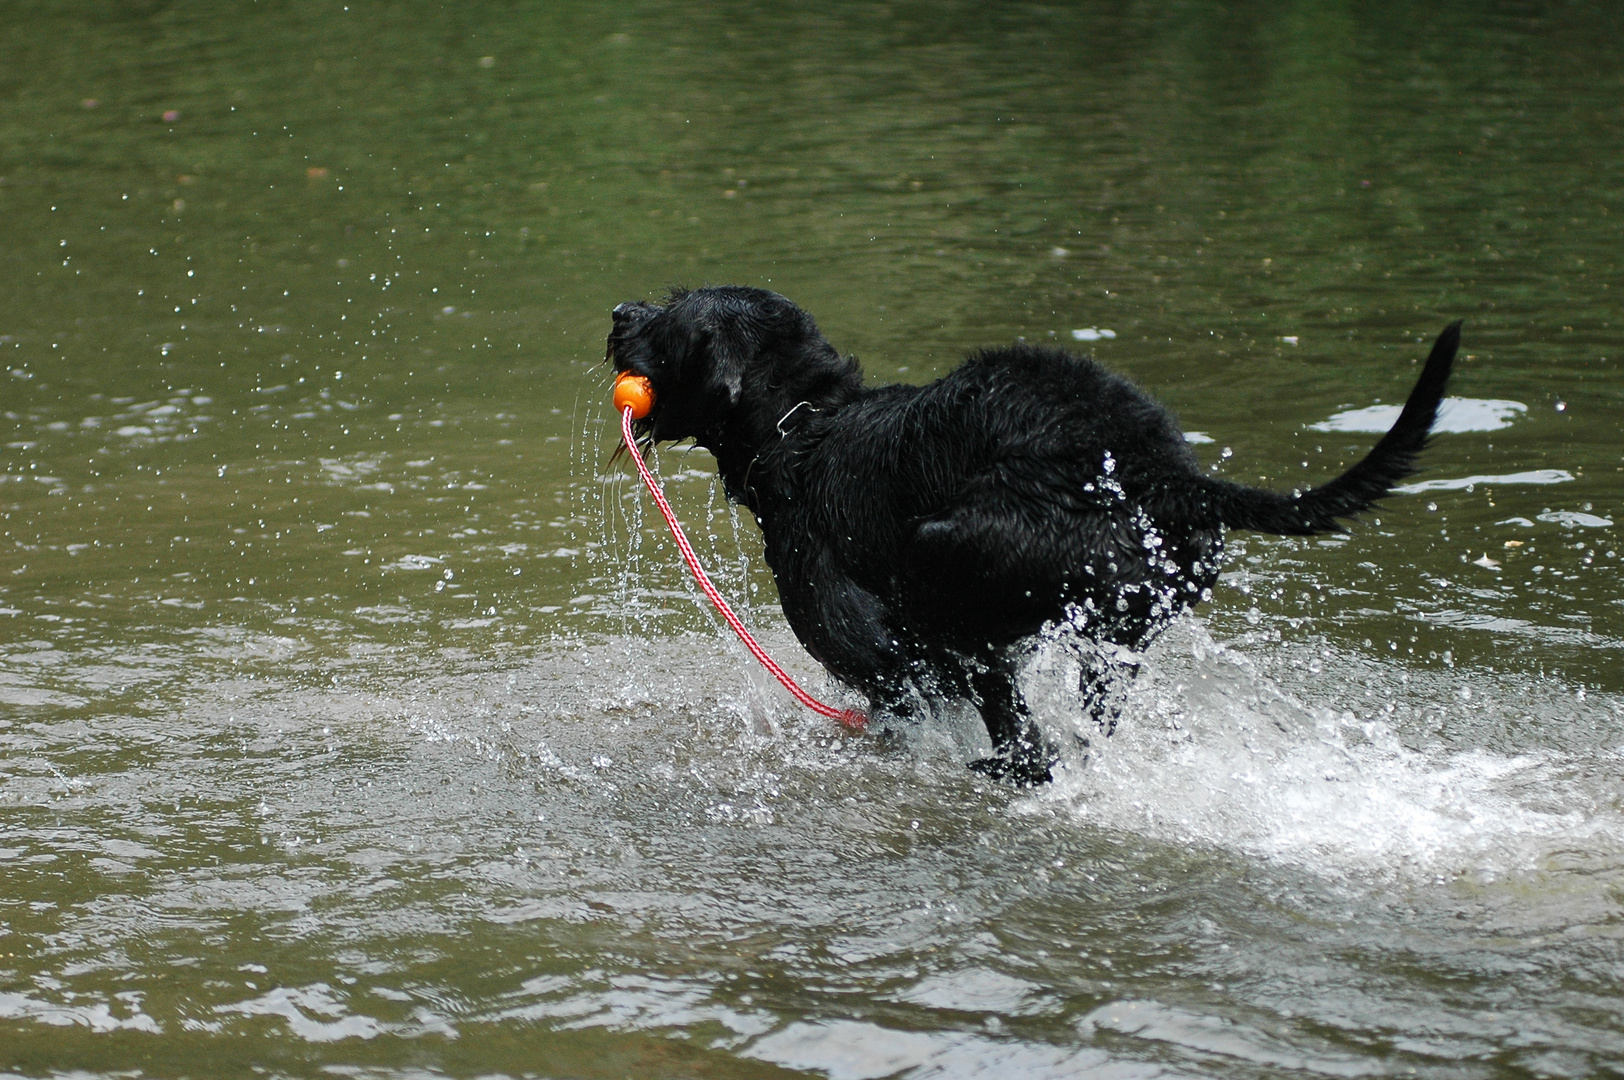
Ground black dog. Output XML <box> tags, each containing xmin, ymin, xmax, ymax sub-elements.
<box><xmin>607</xmin><ymin>286</ymin><xmax>1459</xmax><ymax>783</ymax></box>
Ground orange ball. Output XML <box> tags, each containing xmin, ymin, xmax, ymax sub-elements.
<box><xmin>613</xmin><ymin>372</ymin><xmax>655</xmax><ymax>420</ymax></box>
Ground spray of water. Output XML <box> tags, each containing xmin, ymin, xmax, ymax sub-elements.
<box><xmin>1013</xmin><ymin>618</ymin><xmax>1624</xmax><ymax>882</ymax></box>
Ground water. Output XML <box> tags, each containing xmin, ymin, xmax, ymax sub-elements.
<box><xmin>3</xmin><ymin>2</ymin><xmax>1624</xmax><ymax>1076</ymax></box>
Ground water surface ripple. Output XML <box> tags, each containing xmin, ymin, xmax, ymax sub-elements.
<box><xmin>3</xmin><ymin>2</ymin><xmax>1623</xmax><ymax>1077</ymax></box>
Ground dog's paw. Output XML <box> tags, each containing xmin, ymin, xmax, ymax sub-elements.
<box><xmin>967</xmin><ymin>752</ymin><xmax>1054</xmax><ymax>787</ymax></box>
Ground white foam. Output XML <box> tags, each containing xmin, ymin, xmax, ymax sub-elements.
<box><xmin>1537</xmin><ymin>510</ymin><xmax>1613</xmax><ymax>528</ymax></box>
<box><xmin>1393</xmin><ymin>469</ymin><xmax>1572</xmax><ymax>494</ymax></box>
<box><xmin>1310</xmin><ymin>397</ymin><xmax>1527</xmax><ymax>434</ymax></box>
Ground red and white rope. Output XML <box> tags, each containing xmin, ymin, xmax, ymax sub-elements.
<box><xmin>620</xmin><ymin>405</ymin><xmax>866</xmax><ymax>730</ymax></box>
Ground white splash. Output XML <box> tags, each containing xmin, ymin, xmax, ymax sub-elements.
<box><xmin>1020</xmin><ymin>621</ymin><xmax>1624</xmax><ymax>880</ymax></box>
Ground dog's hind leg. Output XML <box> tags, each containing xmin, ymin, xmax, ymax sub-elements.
<box><xmin>966</xmin><ymin>660</ymin><xmax>1058</xmax><ymax>785</ymax></box>
<box><xmin>1076</xmin><ymin>641</ymin><xmax>1143</xmax><ymax>738</ymax></box>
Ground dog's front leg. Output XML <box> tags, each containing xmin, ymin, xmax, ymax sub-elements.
<box><xmin>770</xmin><ymin>538</ymin><xmax>922</xmax><ymax>721</ymax></box>
<box><xmin>966</xmin><ymin>662</ymin><xmax>1058</xmax><ymax>786</ymax></box>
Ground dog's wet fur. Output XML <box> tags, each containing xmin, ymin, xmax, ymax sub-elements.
<box><xmin>607</xmin><ymin>286</ymin><xmax>1460</xmax><ymax>783</ymax></box>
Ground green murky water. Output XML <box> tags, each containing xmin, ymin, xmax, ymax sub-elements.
<box><xmin>4</xmin><ymin>3</ymin><xmax>1623</xmax><ymax>1077</ymax></box>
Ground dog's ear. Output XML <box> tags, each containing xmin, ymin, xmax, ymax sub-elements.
<box><xmin>678</xmin><ymin>300</ymin><xmax>756</xmax><ymax>409</ymax></box>
<box><xmin>699</xmin><ymin>326</ymin><xmax>747</xmax><ymax>407</ymax></box>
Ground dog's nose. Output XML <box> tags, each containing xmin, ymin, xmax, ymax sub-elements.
<box><xmin>612</xmin><ymin>300</ymin><xmax>657</xmax><ymax>328</ymax></box>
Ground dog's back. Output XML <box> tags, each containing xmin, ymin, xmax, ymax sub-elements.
<box><xmin>779</xmin><ymin>344</ymin><xmax>1221</xmax><ymax>652</ymax></box>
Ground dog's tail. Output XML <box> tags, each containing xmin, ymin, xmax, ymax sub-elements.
<box><xmin>1186</xmin><ymin>321</ymin><xmax>1461</xmax><ymax>536</ymax></box>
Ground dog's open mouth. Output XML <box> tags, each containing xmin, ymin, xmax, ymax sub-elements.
<box><xmin>604</xmin><ymin>336</ymin><xmax>659</xmax><ymax>462</ymax></box>
<box><xmin>608</xmin><ymin>411</ymin><xmax>657</xmax><ymax>465</ymax></box>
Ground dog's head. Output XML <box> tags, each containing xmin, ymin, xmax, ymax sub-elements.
<box><xmin>606</xmin><ymin>285</ymin><xmax>829</xmax><ymax>445</ymax></box>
